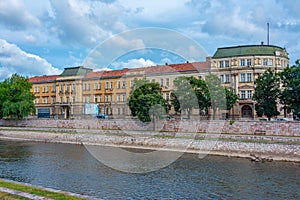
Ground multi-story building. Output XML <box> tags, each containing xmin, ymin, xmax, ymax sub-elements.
<box><xmin>29</xmin><ymin>44</ymin><xmax>289</xmax><ymax>119</ymax></box>
<box><xmin>211</xmin><ymin>44</ymin><xmax>289</xmax><ymax>119</ymax></box>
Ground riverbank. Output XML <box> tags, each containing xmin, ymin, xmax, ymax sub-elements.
<box><xmin>0</xmin><ymin>126</ymin><xmax>299</xmax><ymax>163</ymax></box>
<box><xmin>0</xmin><ymin>179</ymin><xmax>99</xmax><ymax>200</ymax></box>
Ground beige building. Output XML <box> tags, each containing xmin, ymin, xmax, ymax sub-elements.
<box><xmin>29</xmin><ymin>44</ymin><xmax>289</xmax><ymax>120</ymax></box>
<box><xmin>211</xmin><ymin>44</ymin><xmax>289</xmax><ymax>119</ymax></box>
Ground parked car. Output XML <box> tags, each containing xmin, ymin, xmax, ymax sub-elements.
<box><xmin>276</xmin><ymin>118</ymin><xmax>292</xmax><ymax>121</ymax></box>
<box><xmin>96</xmin><ymin>114</ymin><xmax>108</xmax><ymax>119</ymax></box>
<box><xmin>166</xmin><ymin>116</ymin><xmax>175</xmax><ymax>120</ymax></box>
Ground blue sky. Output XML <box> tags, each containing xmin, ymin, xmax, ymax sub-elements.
<box><xmin>0</xmin><ymin>0</ymin><xmax>299</xmax><ymax>79</ymax></box>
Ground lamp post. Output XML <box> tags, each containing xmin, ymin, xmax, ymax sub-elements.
<box><xmin>253</xmin><ymin>100</ymin><xmax>257</xmax><ymax>120</ymax></box>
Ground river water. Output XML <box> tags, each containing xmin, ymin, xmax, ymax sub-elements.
<box><xmin>0</xmin><ymin>140</ymin><xmax>299</xmax><ymax>200</ymax></box>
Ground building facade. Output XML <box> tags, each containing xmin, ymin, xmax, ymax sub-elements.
<box><xmin>211</xmin><ymin>44</ymin><xmax>289</xmax><ymax>119</ymax></box>
<box><xmin>29</xmin><ymin>44</ymin><xmax>289</xmax><ymax>120</ymax></box>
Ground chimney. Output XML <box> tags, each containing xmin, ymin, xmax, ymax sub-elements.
<box><xmin>261</xmin><ymin>41</ymin><xmax>264</xmax><ymax>45</ymax></box>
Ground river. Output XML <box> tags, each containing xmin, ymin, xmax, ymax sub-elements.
<box><xmin>0</xmin><ymin>140</ymin><xmax>299</xmax><ymax>200</ymax></box>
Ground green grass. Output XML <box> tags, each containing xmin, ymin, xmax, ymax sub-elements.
<box><xmin>0</xmin><ymin>192</ymin><xmax>30</xmax><ymax>200</ymax></box>
<box><xmin>0</xmin><ymin>180</ymin><xmax>87</xmax><ymax>200</ymax></box>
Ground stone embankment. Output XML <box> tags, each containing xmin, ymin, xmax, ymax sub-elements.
<box><xmin>1</xmin><ymin>119</ymin><xmax>299</xmax><ymax>136</ymax></box>
<box><xmin>0</xmin><ymin>124</ymin><xmax>299</xmax><ymax>162</ymax></box>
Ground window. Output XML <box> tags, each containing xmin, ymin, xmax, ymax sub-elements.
<box><xmin>241</xmin><ymin>90</ymin><xmax>246</xmax><ymax>99</ymax></box>
<box><xmin>105</xmin><ymin>82</ymin><xmax>109</xmax><ymax>89</ymax></box>
<box><xmin>83</xmin><ymin>83</ymin><xmax>86</xmax><ymax>91</ymax></box>
<box><xmin>66</xmin><ymin>97</ymin><xmax>69</xmax><ymax>104</ymax></box>
<box><xmin>240</xmin><ymin>59</ymin><xmax>245</xmax><ymax>66</ymax></box>
<box><xmin>122</xmin><ymin>94</ymin><xmax>125</xmax><ymax>102</ymax></box>
<box><xmin>122</xmin><ymin>81</ymin><xmax>126</xmax><ymax>88</ymax></box>
<box><xmin>130</xmin><ymin>80</ymin><xmax>134</xmax><ymax>87</ymax></box>
<box><xmin>160</xmin><ymin>79</ymin><xmax>164</xmax><ymax>87</ymax></box>
<box><xmin>268</xmin><ymin>59</ymin><xmax>273</xmax><ymax>66</ymax></box>
<box><xmin>219</xmin><ymin>61</ymin><xmax>224</xmax><ymax>68</ymax></box>
<box><xmin>247</xmin><ymin>73</ymin><xmax>252</xmax><ymax>82</ymax></box>
<box><xmin>52</xmin><ymin>97</ymin><xmax>55</xmax><ymax>103</ymax></box>
<box><xmin>117</xmin><ymin>81</ymin><xmax>121</xmax><ymax>89</ymax></box>
<box><xmin>225</xmin><ymin>74</ymin><xmax>230</xmax><ymax>83</ymax></box>
<box><xmin>34</xmin><ymin>87</ymin><xmax>37</xmax><ymax>93</ymax></box>
<box><xmin>60</xmin><ymin>97</ymin><xmax>63</xmax><ymax>103</ymax></box>
<box><xmin>87</xmin><ymin>83</ymin><xmax>90</xmax><ymax>91</ymax></box>
<box><xmin>166</xmin><ymin>78</ymin><xmax>169</xmax><ymax>87</ymax></box>
<box><xmin>52</xmin><ymin>85</ymin><xmax>55</xmax><ymax>92</ymax></box>
<box><xmin>152</xmin><ymin>79</ymin><xmax>155</xmax><ymax>82</ymax></box>
<box><xmin>94</xmin><ymin>95</ymin><xmax>97</xmax><ymax>103</ymax></box>
<box><xmin>87</xmin><ymin>96</ymin><xmax>90</xmax><ymax>103</ymax></box>
<box><xmin>117</xmin><ymin>95</ymin><xmax>120</xmax><ymax>102</ymax></box>
<box><xmin>94</xmin><ymin>83</ymin><xmax>97</xmax><ymax>90</ymax></box>
<box><xmin>72</xmin><ymin>83</ymin><xmax>76</xmax><ymax>91</ymax></box>
<box><xmin>110</xmin><ymin>82</ymin><xmax>113</xmax><ymax>89</ymax></box>
<box><xmin>66</xmin><ymin>84</ymin><xmax>70</xmax><ymax>92</ymax></box>
<box><xmin>220</xmin><ymin>75</ymin><xmax>224</xmax><ymax>83</ymax></box>
<box><xmin>37</xmin><ymin>87</ymin><xmax>40</xmax><ymax>93</ymax></box>
<box><xmin>225</xmin><ymin>60</ymin><xmax>230</xmax><ymax>67</ymax></box>
<box><xmin>166</xmin><ymin>93</ymin><xmax>170</xmax><ymax>101</ymax></box>
<box><xmin>118</xmin><ymin>108</ymin><xmax>121</xmax><ymax>115</ymax></box>
<box><xmin>263</xmin><ymin>58</ymin><xmax>268</xmax><ymax>66</ymax></box>
<box><xmin>105</xmin><ymin>95</ymin><xmax>108</xmax><ymax>102</ymax></box>
<box><xmin>247</xmin><ymin>90</ymin><xmax>252</xmax><ymax>99</ymax></box>
<box><xmin>198</xmin><ymin>75</ymin><xmax>202</xmax><ymax>80</ymax></box>
<box><xmin>247</xmin><ymin>59</ymin><xmax>251</xmax><ymax>67</ymax></box>
<box><xmin>240</xmin><ymin>73</ymin><xmax>246</xmax><ymax>82</ymax></box>
<box><xmin>110</xmin><ymin>95</ymin><xmax>113</xmax><ymax>102</ymax></box>
<box><xmin>45</xmin><ymin>86</ymin><xmax>48</xmax><ymax>93</ymax></box>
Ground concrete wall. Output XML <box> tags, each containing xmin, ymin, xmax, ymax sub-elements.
<box><xmin>0</xmin><ymin>119</ymin><xmax>299</xmax><ymax>137</ymax></box>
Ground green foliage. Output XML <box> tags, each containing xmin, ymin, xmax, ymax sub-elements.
<box><xmin>128</xmin><ymin>78</ymin><xmax>168</xmax><ymax>122</ymax></box>
<box><xmin>205</xmin><ymin>74</ymin><xmax>226</xmax><ymax>119</ymax></box>
<box><xmin>0</xmin><ymin>74</ymin><xmax>35</xmax><ymax>119</ymax></box>
<box><xmin>280</xmin><ymin>60</ymin><xmax>300</xmax><ymax>118</ymax></box>
<box><xmin>253</xmin><ymin>68</ymin><xmax>280</xmax><ymax>120</ymax></box>
<box><xmin>171</xmin><ymin>76</ymin><xmax>210</xmax><ymax>118</ymax></box>
<box><xmin>225</xmin><ymin>88</ymin><xmax>238</xmax><ymax>111</ymax></box>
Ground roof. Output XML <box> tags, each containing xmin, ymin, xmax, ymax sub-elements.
<box><xmin>145</xmin><ymin>60</ymin><xmax>210</xmax><ymax>75</ymax></box>
<box><xmin>29</xmin><ymin>75</ymin><xmax>58</xmax><ymax>83</ymax></box>
<box><xmin>212</xmin><ymin>45</ymin><xmax>288</xmax><ymax>59</ymax></box>
<box><xmin>85</xmin><ymin>68</ymin><xmax>129</xmax><ymax>79</ymax></box>
<box><xmin>60</xmin><ymin>66</ymin><xmax>93</xmax><ymax>76</ymax></box>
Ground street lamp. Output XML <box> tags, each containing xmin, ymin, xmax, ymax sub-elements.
<box><xmin>253</xmin><ymin>100</ymin><xmax>257</xmax><ymax>120</ymax></box>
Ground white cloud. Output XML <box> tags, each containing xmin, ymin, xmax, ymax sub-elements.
<box><xmin>0</xmin><ymin>0</ymin><xmax>40</xmax><ymax>30</ymax></box>
<box><xmin>111</xmin><ymin>58</ymin><xmax>155</xmax><ymax>69</ymax></box>
<box><xmin>0</xmin><ymin>39</ymin><xmax>61</xmax><ymax>80</ymax></box>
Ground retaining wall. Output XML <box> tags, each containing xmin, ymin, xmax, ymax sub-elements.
<box><xmin>0</xmin><ymin>119</ymin><xmax>299</xmax><ymax>136</ymax></box>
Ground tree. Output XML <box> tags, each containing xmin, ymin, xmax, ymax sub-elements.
<box><xmin>280</xmin><ymin>60</ymin><xmax>300</xmax><ymax>118</ymax></box>
<box><xmin>253</xmin><ymin>68</ymin><xmax>280</xmax><ymax>120</ymax></box>
<box><xmin>205</xmin><ymin>74</ymin><xmax>226</xmax><ymax>120</ymax></box>
<box><xmin>0</xmin><ymin>74</ymin><xmax>35</xmax><ymax>119</ymax></box>
<box><xmin>128</xmin><ymin>78</ymin><xmax>168</xmax><ymax>122</ymax></box>
<box><xmin>225</xmin><ymin>88</ymin><xmax>239</xmax><ymax>117</ymax></box>
<box><xmin>171</xmin><ymin>76</ymin><xmax>210</xmax><ymax>119</ymax></box>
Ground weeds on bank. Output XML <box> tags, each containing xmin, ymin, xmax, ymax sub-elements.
<box><xmin>0</xmin><ymin>180</ymin><xmax>86</xmax><ymax>200</ymax></box>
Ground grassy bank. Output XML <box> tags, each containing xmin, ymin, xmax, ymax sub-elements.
<box><xmin>0</xmin><ymin>179</ymin><xmax>88</xmax><ymax>200</ymax></box>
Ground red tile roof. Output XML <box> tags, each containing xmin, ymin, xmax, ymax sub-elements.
<box><xmin>29</xmin><ymin>75</ymin><xmax>58</xmax><ymax>83</ymax></box>
<box><xmin>85</xmin><ymin>68</ymin><xmax>130</xmax><ymax>79</ymax></box>
<box><xmin>145</xmin><ymin>61</ymin><xmax>210</xmax><ymax>75</ymax></box>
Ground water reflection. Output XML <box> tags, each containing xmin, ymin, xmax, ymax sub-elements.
<box><xmin>0</xmin><ymin>140</ymin><xmax>299</xmax><ymax>200</ymax></box>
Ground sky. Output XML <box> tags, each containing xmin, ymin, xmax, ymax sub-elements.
<box><xmin>0</xmin><ymin>0</ymin><xmax>299</xmax><ymax>80</ymax></box>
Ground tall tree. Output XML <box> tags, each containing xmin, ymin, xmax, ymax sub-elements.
<box><xmin>0</xmin><ymin>74</ymin><xmax>35</xmax><ymax>119</ymax></box>
<box><xmin>253</xmin><ymin>68</ymin><xmax>280</xmax><ymax>120</ymax></box>
<box><xmin>171</xmin><ymin>76</ymin><xmax>210</xmax><ymax>119</ymax></box>
<box><xmin>225</xmin><ymin>88</ymin><xmax>239</xmax><ymax>117</ymax></box>
<box><xmin>280</xmin><ymin>60</ymin><xmax>300</xmax><ymax>118</ymax></box>
<box><xmin>128</xmin><ymin>78</ymin><xmax>168</xmax><ymax>122</ymax></box>
<box><xmin>205</xmin><ymin>74</ymin><xmax>226</xmax><ymax>120</ymax></box>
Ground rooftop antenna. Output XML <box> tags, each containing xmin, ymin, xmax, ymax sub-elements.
<box><xmin>267</xmin><ymin>22</ymin><xmax>270</xmax><ymax>45</ymax></box>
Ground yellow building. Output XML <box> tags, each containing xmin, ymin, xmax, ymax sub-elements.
<box><xmin>29</xmin><ymin>44</ymin><xmax>290</xmax><ymax>120</ymax></box>
<box><xmin>29</xmin><ymin>75</ymin><xmax>58</xmax><ymax>118</ymax></box>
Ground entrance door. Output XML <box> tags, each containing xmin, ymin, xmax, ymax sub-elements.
<box><xmin>242</xmin><ymin>105</ymin><xmax>252</xmax><ymax>118</ymax></box>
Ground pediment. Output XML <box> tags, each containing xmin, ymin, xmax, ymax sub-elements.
<box><xmin>238</xmin><ymin>84</ymin><xmax>253</xmax><ymax>89</ymax></box>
